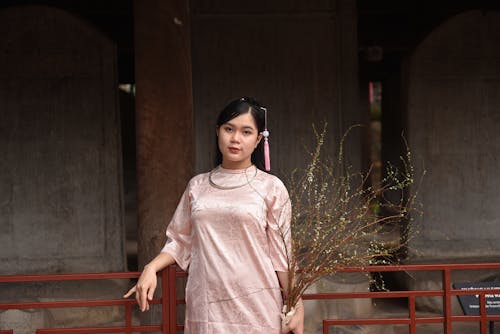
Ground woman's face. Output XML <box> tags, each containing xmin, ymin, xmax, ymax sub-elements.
<box><xmin>217</xmin><ymin>112</ymin><xmax>262</xmax><ymax>169</ymax></box>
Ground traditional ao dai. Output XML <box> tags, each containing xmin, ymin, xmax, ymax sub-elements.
<box><xmin>161</xmin><ymin>165</ymin><xmax>291</xmax><ymax>334</ymax></box>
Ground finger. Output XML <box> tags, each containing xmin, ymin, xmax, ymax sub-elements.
<box><xmin>139</xmin><ymin>286</ymin><xmax>149</xmax><ymax>311</ymax></box>
<box><xmin>147</xmin><ymin>285</ymin><xmax>156</xmax><ymax>301</ymax></box>
<box><xmin>123</xmin><ymin>286</ymin><xmax>136</xmax><ymax>298</ymax></box>
<box><xmin>135</xmin><ymin>291</ymin><xmax>142</xmax><ymax>310</ymax></box>
<box><xmin>283</xmin><ymin>325</ymin><xmax>296</xmax><ymax>334</ymax></box>
<box><xmin>135</xmin><ymin>287</ymin><xmax>145</xmax><ymax>311</ymax></box>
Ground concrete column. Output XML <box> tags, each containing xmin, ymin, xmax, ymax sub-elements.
<box><xmin>134</xmin><ymin>0</ymin><xmax>194</xmax><ymax>269</ymax></box>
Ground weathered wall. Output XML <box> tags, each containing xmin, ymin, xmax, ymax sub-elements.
<box><xmin>0</xmin><ymin>5</ymin><xmax>127</xmax><ymax>333</ymax></box>
<box><xmin>403</xmin><ymin>10</ymin><xmax>500</xmax><ymax>312</ymax></box>
<box><xmin>0</xmin><ymin>5</ymin><xmax>125</xmax><ymax>274</ymax></box>
<box><xmin>407</xmin><ymin>10</ymin><xmax>500</xmax><ymax>262</ymax></box>
<box><xmin>191</xmin><ymin>0</ymin><xmax>362</xmax><ymax>176</ymax></box>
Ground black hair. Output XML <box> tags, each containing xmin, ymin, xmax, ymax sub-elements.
<box><xmin>214</xmin><ymin>97</ymin><xmax>267</xmax><ymax>170</ymax></box>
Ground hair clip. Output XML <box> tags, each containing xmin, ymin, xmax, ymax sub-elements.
<box><xmin>261</xmin><ymin>107</ymin><xmax>270</xmax><ymax>171</ymax></box>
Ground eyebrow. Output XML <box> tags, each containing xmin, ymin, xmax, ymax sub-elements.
<box><xmin>224</xmin><ymin>122</ymin><xmax>256</xmax><ymax>130</ymax></box>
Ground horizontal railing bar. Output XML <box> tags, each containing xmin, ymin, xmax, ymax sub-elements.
<box><xmin>325</xmin><ymin>318</ymin><xmax>411</xmax><ymax>325</ymax></box>
<box><xmin>452</xmin><ymin>315</ymin><xmax>500</xmax><ymax>322</ymax></box>
<box><xmin>324</xmin><ymin>316</ymin><xmax>500</xmax><ymax>325</ymax></box>
<box><xmin>451</xmin><ymin>288</ymin><xmax>500</xmax><ymax>295</ymax></box>
<box><xmin>325</xmin><ymin>316</ymin><xmax>445</xmax><ymax>325</ymax></box>
<box><xmin>414</xmin><ymin>316</ymin><xmax>445</xmax><ymax>324</ymax></box>
<box><xmin>0</xmin><ymin>298</ymin><xmax>160</xmax><ymax>310</ymax></box>
<box><xmin>334</xmin><ymin>262</ymin><xmax>500</xmax><ymax>272</ymax></box>
<box><xmin>304</xmin><ymin>291</ymin><xmax>444</xmax><ymax>300</ymax></box>
<box><xmin>36</xmin><ymin>325</ymin><xmax>161</xmax><ymax>333</ymax></box>
<box><xmin>304</xmin><ymin>289</ymin><xmax>500</xmax><ymax>300</ymax></box>
<box><xmin>0</xmin><ymin>272</ymin><xmax>142</xmax><ymax>283</ymax></box>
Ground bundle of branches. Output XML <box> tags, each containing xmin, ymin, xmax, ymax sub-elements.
<box><xmin>280</xmin><ymin>124</ymin><xmax>423</xmax><ymax>322</ymax></box>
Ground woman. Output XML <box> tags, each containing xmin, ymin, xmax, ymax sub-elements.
<box><xmin>124</xmin><ymin>97</ymin><xmax>304</xmax><ymax>334</ymax></box>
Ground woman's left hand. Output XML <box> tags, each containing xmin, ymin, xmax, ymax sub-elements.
<box><xmin>281</xmin><ymin>300</ymin><xmax>304</xmax><ymax>334</ymax></box>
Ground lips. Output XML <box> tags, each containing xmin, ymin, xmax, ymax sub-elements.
<box><xmin>228</xmin><ymin>147</ymin><xmax>240</xmax><ymax>153</ymax></box>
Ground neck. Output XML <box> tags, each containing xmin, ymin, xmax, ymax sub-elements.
<box><xmin>221</xmin><ymin>160</ymin><xmax>253</xmax><ymax>170</ymax></box>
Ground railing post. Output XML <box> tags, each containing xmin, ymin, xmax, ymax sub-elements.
<box><xmin>161</xmin><ymin>268</ymin><xmax>170</xmax><ymax>334</ymax></box>
<box><xmin>443</xmin><ymin>268</ymin><xmax>452</xmax><ymax>334</ymax></box>
<box><xmin>409</xmin><ymin>295</ymin><xmax>416</xmax><ymax>334</ymax></box>
<box><xmin>125</xmin><ymin>302</ymin><xmax>132</xmax><ymax>334</ymax></box>
<box><xmin>480</xmin><ymin>294</ymin><xmax>487</xmax><ymax>334</ymax></box>
<box><xmin>168</xmin><ymin>265</ymin><xmax>178</xmax><ymax>334</ymax></box>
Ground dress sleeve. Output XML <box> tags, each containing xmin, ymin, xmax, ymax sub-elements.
<box><xmin>266</xmin><ymin>179</ymin><xmax>292</xmax><ymax>272</ymax></box>
<box><xmin>160</xmin><ymin>184</ymin><xmax>192</xmax><ymax>271</ymax></box>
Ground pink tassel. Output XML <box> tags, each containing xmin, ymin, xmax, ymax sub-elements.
<box><xmin>264</xmin><ymin>137</ymin><xmax>271</xmax><ymax>171</ymax></box>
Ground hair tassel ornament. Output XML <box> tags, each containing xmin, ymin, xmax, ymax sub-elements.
<box><xmin>262</xmin><ymin>107</ymin><xmax>271</xmax><ymax>171</ymax></box>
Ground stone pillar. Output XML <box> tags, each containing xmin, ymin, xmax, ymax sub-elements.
<box><xmin>134</xmin><ymin>0</ymin><xmax>194</xmax><ymax>269</ymax></box>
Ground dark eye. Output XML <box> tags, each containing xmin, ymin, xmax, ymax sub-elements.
<box><xmin>224</xmin><ymin>126</ymin><xmax>233</xmax><ymax>133</ymax></box>
<box><xmin>243</xmin><ymin>129</ymin><xmax>253</xmax><ymax>135</ymax></box>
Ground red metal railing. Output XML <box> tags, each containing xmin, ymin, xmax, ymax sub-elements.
<box><xmin>309</xmin><ymin>263</ymin><xmax>500</xmax><ymax>334</ymax></box>
<box><xmin>0</xmin><ymin>271</ymin><xmax>172</xmax><ymax>334</ymax></box>
<box><xmin>1</xmin><ymin>263</ymin><xmax>500</xmax><ymax>333</ymax></box>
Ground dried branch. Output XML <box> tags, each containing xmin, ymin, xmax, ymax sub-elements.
<box><xmin>280</xmin><ymin>124</ymin><xmax>424</xmax><ymax>314</ymax></box>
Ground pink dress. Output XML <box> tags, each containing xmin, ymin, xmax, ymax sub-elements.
<box><xmin>161</xmin><ymin>165</ymin><xmax>291</xmax><ymax>334</ymax></box>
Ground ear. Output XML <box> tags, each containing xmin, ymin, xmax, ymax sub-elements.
<box><xmin>255</xmin><ymin>133</ymin><xmax>263</xmax><ymax>148</ymax></box>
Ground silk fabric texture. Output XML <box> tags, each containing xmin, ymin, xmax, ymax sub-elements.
<box><xmin>162</xmin><ymin>165</ymin><xmax>291</xmax><ymax>334</ymax></box>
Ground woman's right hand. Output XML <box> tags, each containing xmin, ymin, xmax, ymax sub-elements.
<box><xmin>123</xmin><ymin>252</ymin><xmax>176</xmax><ymax>311</ymax></box>
<box><xmin>123</xmin><ymin>265</ymin><xmax>158</xmax><ymax>312</ymax></box>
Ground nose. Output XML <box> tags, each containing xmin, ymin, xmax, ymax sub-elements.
<box><xmin>230</xmin><ymin>131</ymin><xmax>241</xmax><ymax>142</ymax></box>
